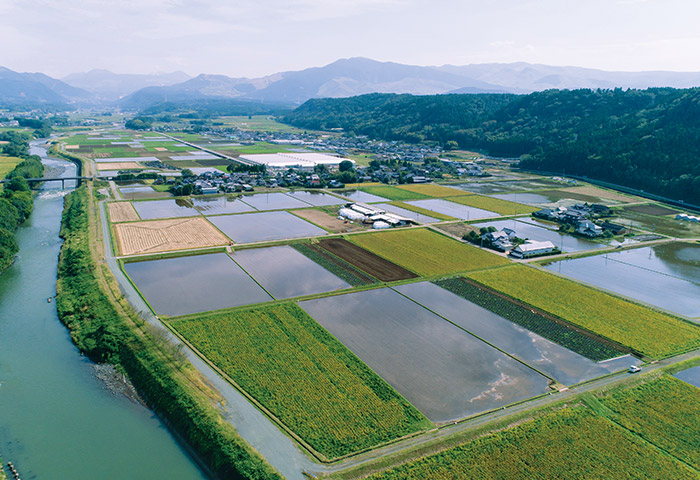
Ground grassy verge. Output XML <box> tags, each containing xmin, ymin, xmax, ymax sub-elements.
<box><xmin>467</xmin><ymin>265</ymin><xmax>700</xmax><ymax>359</ymax></box>
<box><xmin>434</xmin><ymin>277</ymin><xmax>622</xmax><ymax>361</ymax></box>
<box><xmin>349</xmin><ymin>228</ymin><xmax>509</xmax><ymax>276</ymax></box>
<box><xmin>171</xmin><ymin>303</ymin><xmax>432</xmax><ymax>460</ymax></box>
<box><xmin>56</xmin><ymin>186</ymin><xmax>282</xmax><ymax>479</ymax></box>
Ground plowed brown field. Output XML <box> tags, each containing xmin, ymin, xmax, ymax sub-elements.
<box><xmin>114</xmin><ymin>217</ymin><xmax>230</xmax><ymax>255</ymax></box>
<box><xmin>318</xmin><ymin>238</ymin><xmax>417</xmax><ymax>282</ymax></box>
<box><xmin>108</xmin><ymin>202</ymin><xmax>140</xmax><ymax>223</ymax></box>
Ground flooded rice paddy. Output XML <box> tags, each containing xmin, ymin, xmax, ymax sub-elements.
<box><xmin>207</xmin><ymin>211</ymin><xmax>327</xmax><ymax>243</ymax></box>
<box><xmin>394</xmin><ymin>282</ymin><xmax>631</xmax><ymax>385</ymax></box>
<box><xmin>284</xmin><ymin>190</ymin><xmax>345</xmax><ymax>206</ymax></box>
<box><xmin>124</xmin><ymin>253</ymin><xmax>272</xmax><ymax>316</ymax></box>
<box><xmin>337</xmin><ymin>190</ymin><xmax>390</xmax><ymax>203</ymax></box>
<box><xmin>299</xmin><ymin>288</ymin><xmax>549</xmax><ymax>422</ymax></box>
<box><xmin>192</xmin><ymin>196</ymin><xmax>256</xmax><ymax>215</ymax></box>
<box><xmin>231</xmin><ymin>246</ymin><xmax>351</xmax><ymax>299</ymax></box>
<box><xmin>132</xmin><ymin>198</ymin><xmax>199</xmax><ymax>219</ymax></box>
<box><xmin>239</xmin><ymin>192</ymin><xmax>310</xmax><ymax>211</ymax></box>
<box><xmin>544</xmin><ymin>243</ymin><xmax>700</xmax><ymax>318</ymax></box>
<box><xmin>406</xmin><ymin>199</ymin><xmax>499</xmax><ymax>220</ymax></box>
<box><xmin>674</xmin><ymin>366</ymin><xmax>700</xmax><ymax>388</ymax></box>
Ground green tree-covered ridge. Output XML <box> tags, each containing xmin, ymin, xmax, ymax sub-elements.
<box><xmin>284</xmin><ymin>88</ymin><xmax>700</xmax><ymax>204</ymax></box>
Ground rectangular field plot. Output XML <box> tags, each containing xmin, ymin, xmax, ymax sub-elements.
<box><xmin>362</xmin><ymin>406</ymin><xmax>698</xmax><ymax>480</ymax></box>
<box><xmin>95</xmin><ymin>162</ymin><xmax>143</xmax><ymax>171</ymax></box>
<box><xmin>208</xmin><ymin>210</ymin><xmax>327</xmax><ymax>243</ymax></box>
<box><xmin>473</xmin><ymin>218</ymin><xmax>605</xmax><ymax>253</ymax></box>
<box><xmin>231</xmin><ymin>245</ymin><xmax>351</xmax><ymax>299</ymax></box>
<box><xmin>318</xmin><ymin>238</ymin><xmax>417</xmax><ymax>282</ymax></box>
<box><xmin>543</xmin><ymin>244</ymin><xmax>700</xmax><ymax>318</ymax></box>
<box><xmin>395</xmin><ymin>282</ymin><xmax>631</xmax><ymax>385</ymax></box>
<box><xmin>445</xmin><ymin>194</ymin><xmax>538</xmax><ymax>215</ymax></box>
<box><xmin>132</xmin><ymin>198</ymin><xmax>199</xmax><ymax>219</ymax></box>
<box><xmin>108</xmin><ymin>202</ymin><xmax>140</xmax><ymax>223</ymax></box>
<box><xmin>124</xmin><ymin>253</ymin><xmax>271</xmax><ymax>316</ymax></box>
<box><xmin>674</xmin><ymin>366</ymin><xmax>700</xmax><ymax>388</ymax></box>
<box><xmin>350</xmin><ymin>228</ymin><xmax>509</xmax><ymax>277</ymax></box>
<box><xmin>337</xmin><ymin>189</ymin><xmax>390</xmax><ymax>203</ymax></box>
<box><xmin>600</xmin><ymin>375</ymin><xmax>700</xmax><ymax>469</ymax></box>
<box><xmin>114</xmin><ymin>217</ymin><xmax>230</xmax><ymax>256</ymax></box>
<box><xmin>358</xmin><ymin>186</ymin><xmax>431</xmax><ymax>201</ymax></box>
<box><xmin>239</xmin><ymin>192</ymin><xmax>310</xmax><ymax>211</ymax></box>
<box><xmin>95</xmin><ymin>156</ymin><xmax>160</xmax><ymax>163</ymax></box>
<box><xmin>490</xmin><ymin>192</ymin><xmax>561</xmax><ymax>205</ymax></box>
<box><xmin>284</xmin><ymin>190</ymin><xmax>345</xmax><ymax>206</ymax></box>
<box><xmin>119</xmin><ymin>186</ymin><xmax>170</xmax><ymax>200</ymax></box>
<box><xmin>373</xmin><ymin>203</ymin><xmax>440</xmax><ymax>223</ymax></box>
<box><xmin>615</xmin><ymin>208</ymin><xmax>700</xmax><ymax>238</ymax></box>
<box><xmin>170</xmin><ymin>304</ymin><xmax>431</xmax><ymax>459</ymax></box>
<box><xmin>300</xmin><ymin>288</ymin><xmax>549</xmax><ymax>422</ymax></box>
<box><xmin>396</xmin><ymin>184</ymin><xmax>470</xmax><ymax>198</ymax></box>
<box><xmin>406</xmin><ymin>199</ymin><xmax>499</xmax><ymax>220</ymax></box>
<box><xmin>192</xmin><ymin>196</ymin><xmax>255</xmax><ymax>215</ymax></box>
<box><xmin>293</xmin><ymin>243</ymin><xmax>377</xmax><ymax>286</ymax></box>
<box><xmin>468</xmin><ymin>265</ymin><xmax>700</xmax><ymax>358</ymax></box>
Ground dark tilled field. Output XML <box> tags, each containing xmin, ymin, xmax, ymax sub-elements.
<box><xmin>318</xmin><ymin>238</ymin><xmax>417</xmax><ymax>282</ymax></box>
<box><xmin>623</xmin><ymin>204</ymin><xmax>679</xmax><ymax>216</ymax></box>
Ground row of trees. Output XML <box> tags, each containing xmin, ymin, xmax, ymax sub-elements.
<box><xmin>284</xmin><ymin>88</ymin><xmax>700</xmax><ymax>204</ymax></box>
<box><xmin>0</xmin><ymin>131</ymin><xmax>45</xmax><ymax>272</ymax></box>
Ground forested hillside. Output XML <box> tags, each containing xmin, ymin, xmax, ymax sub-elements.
<box><xmin>283</xmin><ymin>89</ymin><xmax>700</xmax><ymax>204</ymax></box>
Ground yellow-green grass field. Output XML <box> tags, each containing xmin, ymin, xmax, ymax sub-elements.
<box><xmin>171</xmin><ymin>303</ymin><xmax>432</xmax><ymax>459</ymax></box>
<box><xmin>599</xmin><ymin>375</ymin><xmax>700</xmax><ymax>468</ymax></box>
<box><xmin>363</xmin><ymin>403</ymin><xmax>697</xmax><ymax>480</ymax></box>
<box><xmin>445</xmin><ymin>194</ymin><xmax>538</xmax><ymax>215</ymax></box>
<box><xmin>396</xmin><ymin>183</ymin><xmax>472</xmax><ymax>198</ymax></box>
<box><xmin>388</xmin><ymin>201</ymin><xmax>456</xmax><ymax>221</ymax></box>
<box><xmin>349</xmin><ymin>228</ymin><xmax>509</xmax><ymax>277</ymax></box>
<box><xmin>467</xmin><ymin>265</ymin><xmax>700</xmax><ymax>358</ymax></box>
<box><xmin>0</xmin><ymin>156</ymin><xmax>23</xmax><ymax>180</ymax></box>
<box><xmin>359</xmin><ymin>185</ymin><xmax>431</xmax><ymax>201</ymax></box>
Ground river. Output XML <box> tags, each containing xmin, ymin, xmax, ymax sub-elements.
<box><xmin>0</xmin><ymin>142</ymin><xmax>207</xmax><ymax>479</ymax></box>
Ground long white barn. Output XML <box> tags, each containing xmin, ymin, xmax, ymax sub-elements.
<box><xmin>239</xmin><ymin>153</ymin><xmax>355</xmax><ymax>171</ymax></box>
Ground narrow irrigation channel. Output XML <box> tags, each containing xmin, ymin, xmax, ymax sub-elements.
<box><xmin>0</xmin><ymin>141</ymin><xmax>208</xmax><ymax>479</ymax></box>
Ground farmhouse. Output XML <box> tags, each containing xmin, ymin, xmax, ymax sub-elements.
<box><xmin>509</xmin><ymin>240</ymin><xmax>557</xmax><ymax>258</ymax></box>
<box><xmin>600</xmin><ymin>221</ymin><xmax>628</xmax><ymax>235</ymax></box>
<box><xmin>481</xmin><ymin>228</ymin><xmax>516</xmax><ymax>251</ymax></box>
<box><xmin>576</xmin><ymin>220</ymin><xmax>603</xmax><ymax>237</ymax></box>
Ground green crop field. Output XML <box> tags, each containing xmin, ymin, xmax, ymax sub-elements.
<box><xmin>0</xmin><ymin>156</ymin><xmax>23</xmax><ymax>180</ymax></box>
<box><xmin>445</xmin><ymin>194</ymin><xmax>538</xmax><ymax>215</ymax></box>
<box><xmin>233</xmin><ymin>143</ymin><xmax>301</xmax><ymax>155</ymax></box>
<box><xmin>171</xmin><ymin>303</ymin><xmax>431</xmax><ymax>459</ymax></box>
<box><xmin>467</xmin><ymin>265</ymin><xmax>700</xmax><ymax>358</ymax></box>
<box><xmin>350</xmin><ymin>228</ymin><xmax>509</xmax><ymax>277</ymax></box>
<box><xmin>395</xmin><ymin>184</ymin><xmax>471</xmax><ymax>198</ymax></box>
<box><xmin>364</xmin><ymin>406</ymin><xmax>697</xmax><ymax>480</ymax></box>
<box><xmin>388</xmin><ymin>201</ymin><xmax>456</xmax><ymax>221</ymax></box>
<box><xmin>599</xmin><ymin>375</ymin><xmax>700</xmax><ymax>468</ymax></box>
<box><xmin>359</xmin><ymin>185</ymin><xmax>430</xmax><ymax>201</ymax></box>
<box><xmin>434</xmin><ymin>278</ymin><xmax>622</xmax><ymax>361</ymax></box>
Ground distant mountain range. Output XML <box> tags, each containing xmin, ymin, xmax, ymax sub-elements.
<box><xmin>3</xmin><ymin>58</ymin><xmax>700</xmax><ymax>109</ymax></box>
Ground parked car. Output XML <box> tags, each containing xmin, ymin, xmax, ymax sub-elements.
<box><xmin>628</xmin><ymin>365</ymin><xmax>642</xmax><ymax>373</ymax></box>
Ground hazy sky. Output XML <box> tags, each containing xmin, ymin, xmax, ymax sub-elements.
<box><xmin>3</xmin><ymin>0</ymin><xmax>700</xmax><ymax>78</ymax></box>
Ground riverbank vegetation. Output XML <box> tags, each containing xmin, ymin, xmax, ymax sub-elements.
<box><xmin>284</xmin><ymin>88</ymin><xmax>700</xmax><ymax>204</ymax></box>
<box><xmin>56</xmin><ymin>186</ymin><xmax>282</xmax><ymax>479</ymax></box>
<box><xmin>171</xmin><ymin>303</ymin><xmax>432</xmax><ymax>460</ymax></box>
<box><xmin>0</xmin><ymin>131</ymin><xmax>44</xmax><ymax>273</ymax></box>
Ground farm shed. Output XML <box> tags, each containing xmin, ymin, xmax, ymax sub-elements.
<box><xmin>510</xmin><ymin>241</ymin><xmax>557</xmax><ymax>258</ymax></box>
